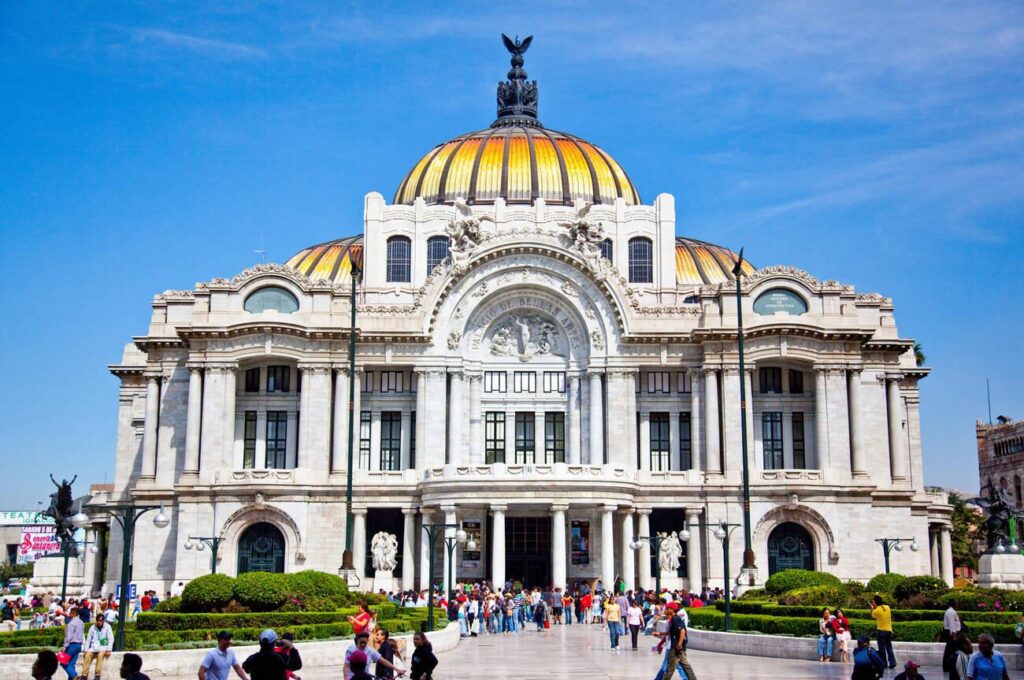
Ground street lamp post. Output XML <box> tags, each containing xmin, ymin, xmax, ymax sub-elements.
<box><xmin>101</xmin><ymin>503</ymin><xmax>170</xmax><ymax>651</ymax></box>
<box><xmin>682</xmin><ymin>520</ymin><xmax>741</xmax><ymax>631</ymax></box>
<box><xmin>630</xmin><ymin>533</ymin><xmax>684</xmax><ymax>599</ymax></box>
<box><xmin>340</xmin><ymin>262</ymin><xmax>363</xmax><ymax>581</ymax></box>
<box><xmin>420</xmin><ymin>523</ymin><xmax>467</xmax><ymax>632</ymax></box>
<box><xmin>183</xmin><ymin>535</ymin><xmax>225</xmax><ymax>574</ymax></box>
<box><xmin>731</xmin><ymin>250</ymin><xmax>756</xmax><ymax>581</ymax></box>
<box><xmin>56</xmin><ymin>512</ymin><xmax>95</xmax><ymax>603</ymax></box>
<box><xmin>875</xmin><ymin>537</ymin><xmax>920</xmax><ymax>574</ymax></box>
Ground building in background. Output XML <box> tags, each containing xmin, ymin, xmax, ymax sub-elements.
<box><xmin>86</xmin><ymin>37</ymin><xmax>953</xmax><ymax>595</ymax></box>
<box><xmin>978</xmin><ymin>416</ymin><xmax>1024</xmax><ymax>535</ymax></box>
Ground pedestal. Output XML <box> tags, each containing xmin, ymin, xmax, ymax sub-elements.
<box><xmin>977</xmin><ymin>553</ymin><xmax>1024</xmax><ymax>590</ymax></box>
<box><xmin>29</xmin><ymin>555</ymin><xmax>85</xmax><ymax>596</ymax></box>
<box><xmin>735</xmin><ymin>566</ymin><xmax>761</xmax><ymax>596</ymax></box>
<box><xmin>370</xmin><ymin>570</ymin><xmax>398</xmax><ymax>593</ymax></box>
<box><xmin>660</xmin><ymin>573</ymin><xmax>683</xmax><ymax>592</ymax></box>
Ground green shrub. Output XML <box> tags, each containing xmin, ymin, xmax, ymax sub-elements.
<box><xmin>764</xmin><ymin>569</ymin><xmax>842</xmax><ymax>595</ymax></box>
<box><xmin>136</xmin><ymin>611</ymin><xmax>350</xmax><ymax>631</ymax></box>
<box><xmin>865</xmin><ymin>573</ymin><xmax>907</xmax><ymax>594</ymax></box>
<box><xmin>844</xmin><ymin>581</ymin><xmax>866</xmax><ymax>601</ymax></box>
<box><xmin>153</xmin><ymin>596</ymin><xmax>182</xmax><ymax>613</ymax></box>
<box><xmin>894</xmin><ymin>575</ymin><xmax>949</xmax><ymax>602</ymax></box>
<box><xmin>181</xmin><ymin>574</ymin><xmax>236</xmax><ymax>613</ymax></box>
<box><xmin>737</xmin><ymin>588</ymin><xmax>770</xmax><ymax>601</ymax></box>
<box><xmin>233</xmin><ymin>572</ymin><xmax>288</xmax><ymax>612</ymax></box>
<box><xmin>934</xmin><ymin>588</ymin><xmax>1024</xmax><ymax>612</ymax></box>
<box><xmin>714</xmin><ymin>600</ymin><xmax>1020</xmax><ymax>625</ymax></box>
<box><xmin>778</xmin><ymin>585</ymin><xmax>849</xmax><ymax>608</ymax></box>
<box><xmin>284</xmin><ymin>570</ymin><xmax>351</xmax><ymax>609</ymax></box>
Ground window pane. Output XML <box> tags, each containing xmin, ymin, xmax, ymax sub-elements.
<box><xmin>243</xmin><ymin>411</ymin><xmax>257</xmax><ymax>469</ymax></box>
<box><xmin>762</xmin><ymin>412</ymin><xmax>784</xmax><ymax>469</ymax></box>
<box><xmin>545</xmin><ymin>412</ymin><xmax>565</xmax><ymax>464</ymax></box>
<box><xmin>515</xmin><ymin>412</ymin><xmax>535</xmax><ymax>464</ymax></box>
<box><xmin>266</xmin><ymin>411</ymin><xmax>288</xmax><ymax>469</ymax></box>
<box><xmin>244</xmin><ymin>286</ymin><xmax>299</xmax><ymax>314</ymax></box>
<box><xmin>380</xmin><ymin>412</ymin><xmax>401</xmax><ymax>470</ymax></box>
<box><xmin>359</xmin><ymin>411</ymin><xmax>371</xmax><ymax>469</ymax></box>
<box><xmin>485</xmin><ymin>371</ymin><xmax>507</xmax><ymax>393</ymax></box>
<box><xmin>679</xmin><ymin>412</ymin><xmax>692</xmax><ymax>470</ymax></box>
<box><xmin>789</xmin><ymin>369</ymin><xmax>804</xmax><ymax>394</ymax></box>
<box><xmin>267</xmin><ymin>366</ymin><xmax>290</xmax><ymax>393</ymax></box>
<box><xmin>245</xmin><ymin>368</ymin><xmax>260</xmax><ymax>393</ymax></box>
<box><xmin>792</xmin><ymin>412</ymin><xmax>805</xmax><ymax>469</ymax></box>
<box><xmin>628</xmin><ymin>237</ymin><xmax>653</xmax><ymax>283</ymax></box>
<box><xmin>426</xmin><ymin>236</ymin><xmax>451</xmax><ymax>272</ymax></box>
<box><xmin>386</xmin><ymin>236</ymin><xmax>412</xmax><ymax>283</ymax></box>
<box><xmin>650</xmin><ymin>413</ymin><xmax>670</xmax><ymax>471</ymax></box>
<box><xmin>485</xmin><ymin>412</ymin><xmax>506</xmax><ymax>464</ymax></box>
<box><xmin>410</xmin><ymin>411</ymin><xmax>416</xmax><ymax>468</ymax></box>
<box><xmin>759</xmin><ymin>367</ymin><xmax>782</xmax><ymax>394</ymax></box>
<box><xmin>599</xmin><ymin>239</ymin><xmax>613</xmax><ymax>262</ymax></box>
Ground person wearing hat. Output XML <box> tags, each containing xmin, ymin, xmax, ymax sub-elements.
<box><xmin>274</xmin><ymin>632</ymin><xmax>302</xmax><ymax>680</ymax></box>
<box><xmin>199</xmin><ymin>631</ymin><xmax>250</xmax><ymax>680</ymax></box>
<box><xmin>663</xmin><ymin>600</ymin><xmax>699</xmax><ymax>680</ymax></box>
<box><xmin>852</xmin><ymin>634</ymin><xmax>886</xmax><ymax>680</ymax></box>
<box><xmin>242</xmin><ymin>629</ymin><xmax>287</xmax><ymax>680</ymax></box>
<box><xmin>894</xmin><ymin>659</ymin><xmax>926</xmax><ymax>680</ymax></box>
<box><xmin>347</xmin><ymin>650</ymin><xmax>374</xmax><ymax>680</ymax></box>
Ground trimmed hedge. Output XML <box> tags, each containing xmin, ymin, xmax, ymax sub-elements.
<box><xmin>153</xmin><ymin>596</ymin><xmax>182</xmax><ymax>613</ymax></box>
<box><xmin>136</xmin><ymin>604</ymin><xmax>405</xmax><ymax>631</ymax></box>
<box><xmin>779</xmin><ymin>585</ymin><xmax>849</xmax><ymax>607</ymax></box>
<box><xmin>894</xmin><ymin>575</ymin><xmax>948</xmax><ymax>602</ymax></box>
<box><xmin>182</xmin><ymin>574</ymin><xmax>235</xmax><ymax>613</ymax></box>
<box><xmin>234</xmin><ymin>572</ymin><xmax>289</xmax><ymax>612</ymax></box>
<box><xmin>865</xmin><ymin>573</ymin><xmax>907</xmax><ymax>594</ymax></box>
<box><xmin>716</xmin><ymin>600</ymin><xmax>1020</xmax><ymax>624</ymax></box>
<box><xmin>285</xmin><ymin>570</ymin><xmax>351</xmax><ymax>609</ymax></box>
<box><xmin>764</xmin><ymin>569</ymin><xmax>842</xmax><ymax>595</ymax></box>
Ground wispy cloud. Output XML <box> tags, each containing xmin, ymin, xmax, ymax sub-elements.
<box><xmin>127</xmin><ymin>27</ymin><xmax>266</xmax><ymax>59</ymax></box>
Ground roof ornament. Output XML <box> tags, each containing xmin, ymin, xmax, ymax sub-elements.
<box><xmin>558</xmin><ymin>202</ymin><xmax>608</xmax><ymax>274</ymax></box>
<box><xmin>494</xmin><ymin>34</ymin><xmax>540</xmax><ymax>128</ymax></box>
<box><xmin>446</xmin><ymin>198</ymin><xmax>494</xmax><ymax>271</ymax></box>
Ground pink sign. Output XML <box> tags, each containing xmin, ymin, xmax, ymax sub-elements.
<box><xmin>18</xmin><ymin>526</ymin><xmax>60</xmax><ymax>564</ymax></box>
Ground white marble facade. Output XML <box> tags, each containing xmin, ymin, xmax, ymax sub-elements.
<box><xmin>84</xmin><ymin>189</ymin><xmax>957</xmax><ymax>597</ymax></box>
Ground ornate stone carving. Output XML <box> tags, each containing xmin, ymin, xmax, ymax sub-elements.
<box><xmin>445</xmin><ymin>198</ymin><xmax>494</xmax><ymax>271</ymax></box>
<box><xmin>489</xmin><ymin>314</ymin><xmax>565</xmax><ymax>361</ymax></box>
<box><xmin>590</xmin><ymin>330</ymin><xmax>605</xmax><ymax>351</ymax></box>
<box><xmin>447</xmin><ymin>329</ymin><xmax>463</xmax><ymax>350</ymax></box>
<box><xmin>558</xmin><ymin>203</ymin><xmax>607</xmax><ymax>272</ymax></box>
<box><xmin>703</xmin><ymin>265</ymin><xmax>854</xmax><ymax>296</ymax></box>
<box><xmin>370</xmin><ymin>531</ymin><xmax>399</xmax><ymax>572</ymax></box>
<box><xmin>658</xmin><ymin>532</ymin><xmax>682</xmax><ymax>572</ymax></box>
<box><xmin>202</xmin><ymin>263</ymin><xmax>320</xmax><ymax>291</ymax></box>
<box><xmin>560</xmin><ymin>280</ymin><xmax>578</xmax><ymax>297</ymax></box>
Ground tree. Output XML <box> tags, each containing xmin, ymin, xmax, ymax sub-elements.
<box><xmin>914</xmin><ymin>342</ymin><xmax>926</xmax><ymax>367</ymax></box>
<box><xmin>949</xmin><ymin>491</ymin><xmax>983</xmax><ymax>570</ymax></box>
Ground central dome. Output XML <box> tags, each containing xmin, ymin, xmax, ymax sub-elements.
<box><xmin>394</xmin><ymin>34</ymin><xmax>640</xmax><ymax>208</ymax></box>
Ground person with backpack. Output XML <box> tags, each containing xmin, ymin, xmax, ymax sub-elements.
<box><xmin>852</xmin><ymin>634</ymin><xmax>886</xmax><ymax>680</ymax></box>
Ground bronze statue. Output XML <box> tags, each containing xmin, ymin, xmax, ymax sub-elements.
<box><xmin>971</xmin><ymin>481</ymin><xmax>1015</xmax><ymax>552</ymax></box>
<box><xmin>495</xmin><ymin>34</ymin><xmax>539</xmax><ymax>124</ymax></box>
<box><xmin>43</xmin><ymin>474</ymin><xmax>78</xmax><ymax>554</ymax></box>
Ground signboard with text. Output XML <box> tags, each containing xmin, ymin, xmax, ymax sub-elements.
<box><xmin>1</xmin><ymin>511</ymin><xmax>48</xmax><ymax>526</ymax></box>
<box><xmin>753</xmin><ymin>288</ymin><xmax>809</xmax><ymax>316</ymax></box>
<box><xmin>17</xmin><ymin>526</ymin><xmax>60</xmax><ymax>564</ymax></box>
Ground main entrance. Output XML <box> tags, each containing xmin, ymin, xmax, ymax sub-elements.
<box><xmin>237</xmin><ymin>522</ymin><xmax>285</xmax><ymax>574</ymax></box>
<box><xmin>767</xmin><ymin>522</ymin><xmax>815</xmax><ymax>574</ymax></box>
<box><xmin>505</xmin><ymin>517</ymin><xmax>551</xmax><ymax>587</ymax></box>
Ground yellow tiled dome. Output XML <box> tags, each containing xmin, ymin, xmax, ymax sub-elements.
<box><xmin>675</xmin><ymin>237</ymin><xmax>754</xmax><ymax>286</ymax></box>
<box><xmin>285</xmin><ymin>236</ymin><xmax>363</xmax><ymax>285</ymax></box>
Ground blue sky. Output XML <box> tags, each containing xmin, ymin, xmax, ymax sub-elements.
<box><xmin>1</xmin><ymin>2</ymin><xmax>1022</xmax><ymax>509</ymax></box>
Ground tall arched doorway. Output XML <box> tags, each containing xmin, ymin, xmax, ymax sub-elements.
<box><xmin>767</xmin><ymin>522</ymin><xmax>815</xmax><ymax>574</ymax></box>
<box><xmin>237</xmin><ymin>522</ymin><xmax>285</xmax><ymax>574</ymax></box>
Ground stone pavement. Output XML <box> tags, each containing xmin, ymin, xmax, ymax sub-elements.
<box><xmin>156</xmin><ymin>623</ymin><xmax>945</xmax><ymax>679</ymax></box>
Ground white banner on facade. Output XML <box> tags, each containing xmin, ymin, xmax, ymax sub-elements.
<box><xmin>0</xmin><ymin>511</ymin><xmax>48</xmax><ymax>526</ymax></box>
<box><xmin>17</xmin><ymin>526</ymin><xmax>60</xmax><ymax>564</ymax></box>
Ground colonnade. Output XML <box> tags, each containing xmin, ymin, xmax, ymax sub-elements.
<box><xmin>928</xmin><ymin>524</ymin><xmax>955</xmax><ymax>587</ymax></box>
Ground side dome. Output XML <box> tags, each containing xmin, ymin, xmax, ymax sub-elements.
<box><xmin>285</xmin><ymin>236</ymin><xmax>363</xmax><ymax>285</ymax></box>
<box><xmin>675</xmin><ymin>237</ymin><xmax>754</xmax><ymax>285</ymax></box>
<box><xmin>393</xmin><ymin>126</ymin><xmax>640</xmax><ymax>207</ymax></box>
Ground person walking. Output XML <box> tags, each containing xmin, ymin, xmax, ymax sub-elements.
<box><xmin>870</xmin><ymin>595</ymin><xmax>897</xmax><ymax>669</ymax></box>
<box><xmin>626</xmin><ymin>599</ymin><xmax>644</xmax><ymax>650</ymax></box>
<box><xmin>199</xmin><ymin>631</ymin><xmax>250</xmax><ymax>680</ymax></box>
<box><xmin>81</xmin><ymin>614</ymin><xmax>114</xmax><ymax>680</ymax></box>
<box><xmin>118</xmin><ymin>653</ymin><xmax>150</xmax><ymax>680</ymax></box>
<box><xmin>275</xmin><ymin>632</ymin><xmax>302</xmax><ymax>680</ymax></box>
<box><xmin>532</xmin><ymin>596</ymin><xmax>547</xmax><ymax>632</ymax></box>
<box><xmin>61</xmin><ymin>607</ymin><xmax>85</xmax><ymax>679</ymax></box>
<box><xmin>894</xmin><ymin>659</ymin><xmax>925</xmax><ymax>680</ymax></box>
<box><xmin>344</xmin><ymin>632</ymin><xmax>403</xmax><ymax>680</ymax></box>
<box><xmin>241</xmin><ymin>630</ymin><xmax>286</xmax><ymax>680</ymax></box>
<box><xmin>346</xmin><ymin>651</ymin><xmax>374</xmax><ymax>680</ymax></box>
<box><xmin>947</xmin><ymin>634</ymin><xmax>972</xmax><ymax>680</ymax></box>
<box><xmin>372</xmin><ymin>628</ymin><xmax>400</xmax><ymax>680</ymax></box>
<box><xmin>604</xmin><ymin>595</ymin><xmax>622</xmax><ymax>650</ymax></box>
<box><xmin>409</xmin><ymin>632</ymin><xmax>437</xmax><ymax>680</ymax></box>
<box><xmin>663</xmin><ymin>601</ymin><xmax>698</xmax><ymax>680</ymax></box>
<box><xmin>966</xmin><ymin>633</ymin><xmax>1010</xmax><ymax>680</ymax></box>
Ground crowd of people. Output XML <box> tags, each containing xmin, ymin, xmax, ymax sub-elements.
<box><xmin>1</xmin><ymin>589</ymin><xmax>166</xmax><ymax>633</ymax></box>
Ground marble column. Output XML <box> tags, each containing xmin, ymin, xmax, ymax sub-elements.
<box><xmin>401</xmin><ymin>509</ymin><xmax>416</xmax><ymax>591</ymax></box>
<box><xmin>887</xmin><ymin>376</ymin><xmax>908</xmax><ymax>481</ymax></box>
<box><xmin>353</xmin><ymin>508</ymin><xmax>368</xmax><ymax>581</ymax></box>
<box><xmin>601</xmin><ymin>505</ymin><xmax>615</xmax><ymax>590</ymax></box>
<box><xmin>183</xmin><ymin>366</ymin><xmax>203</xmax><ymax>475</ymax></box>
<box><xmin>331</xmin><ymin>368</ymin><xmax>350</xmax><ymax>473</ymax></box>
<box><xmin>369</xmin><ymin>411</ymin><xmax>381</xmax><ymax>471</ymax></box>
<box><xmin>491</xmin><ymin>505</ymin><xmax>507</xmax><ymax>591</ymax></box>
<box><xmin>689</xmin><ymin>372</ymin><xmax>703</xmax><ymax>471</ymax></box>
<box><xmin>639</xmin><ymin>412</ymin><xmax>651</xmax><ymax>471</ymax></box>
<box><xmin>588</xmin><ymin>371</ymin><xmax>605</xmax><ymax>465</ymax></box>
<box><xmin>848</xmin><ymin>369</ymin><xmax>865</xmax><ymax>476</ymax></box>
<box><xmin>468</xmin><ymin>373</ymin><xmax>483</xmax><ymax>464</ymax></box>
<box><xmin>704</xmin><ymin>369</ymin><xmax>722</xmax><ymax>474</ymax></box>
<box><xmin>620</xmin><ymin>509</ymin><xmax>635</xmax><ymax>589</ymax></box>
<box><xmin>940</xmin><ymin>526</ymin><xmax>954</xmax><ymax>587</ymax></box>
<box><xmin>504</xmin><ymin>409</ymin><xmax>516</xmax><ymax>463</ymax></box>
<box><xmin>426</xmin><ymin>371</ymin><xmax>448</xmax><ymax>469</ymax></box>
<box><xmin>686</xmin><ymin>508</ymin><xmax>703</xmax><ymax>592</ymax></box>
<box><xmin>199</xmin><ymin>366</ymin><xmax>227</xmax><ymax>477</ymax></box>
<box><xmin>551</xmin><ymin>504</ymin><xmax>568</xmax><ymax>589</ymax></box>
<box><xmin>222</xmin><ymin>367</ymin><xmax>237</xmax><ymax>468</ymax></box>
<box><xmin>443</xmin><ymin>505</ymin><xmax>457</xmax><ymax>594</ymax></box>
<box><xmin>814</xmin><ymin>368</ymin><xmax>829</xmax><ymax>470</ymax></box>
<box><xmin>448</xmin><ymin>370</ymin><xmax>464</xmax><ymax>466</ymax></box>
<box><xmin>637</xmin><ymin>510</ymin><xmax>652</xmax><ymax>590</ymax></box>
<box><xmin>141</xmin><ymin>373</ymin><xmax>160</xmax><ymax>479</ymax></box>
<box><xmin>930</xmin><ymin>529</ymin><xmax>941</xmax><ymax>578</ymax></box>
<box><xmin>535</xmin><ymin>411</ymin><xmax>546</xmax><ymax>463</ymax></box>
<box><xmin>400</xmin><ymin>411</ymin><xmax>412</xmax><ymax>470</ymax></box>
<box><xmin>668</xmin><ymin>410</ymin><xmax>680</xmax><ymax>471</ymax></box>
<box><xmin>298</xmin><ymin>365</ymin><xmax>332</xmax><ymax>474</ymax></box>
<box><xmin>625</xmin><ymin>371</ymin><xmax>639</xmax><ymax>469</ymax></box>
<box><xmin>744</xmin><ymin>369</ymin><xmax>756</xmax><ymax>471</ymax></box>
<box><xmin>414</xmin><ymin>370</ymin><xmax>428</xmax><ymax>471</ymax></box>
<box><xmin>567</xmin><ymin>375</ymin><xmax>582</xmax><ymax>465</ymax></box>
<box><xmin>419</xmin><ymin>509</ymin><xmax>433</xmax><ymax>591</ymax></box>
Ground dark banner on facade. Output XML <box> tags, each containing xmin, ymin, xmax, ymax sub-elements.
<box><xmin>462</xmin><ymin>520</ymin><xmax>481</xmax><ymax>568</ymax></box>
<box><xmin>571</xmin><ymin>520</ymin><xmax>590</xmax><ymax>565</ymax></box>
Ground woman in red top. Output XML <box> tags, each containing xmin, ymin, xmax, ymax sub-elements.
<box><xmin>348</xmin><ymin>602</ymin><xmax>373</xmax><ymax>635</ymax></box>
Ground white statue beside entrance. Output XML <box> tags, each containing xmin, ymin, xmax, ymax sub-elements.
<box><xmin>658</xmin><ymin>532</ymin><xmax>684</xmax><ymax>591</ymax></box>
<box><xmin>370</xmin><ymin>531</ymin><xmax>399</xmax><ymax>592</ymax></box>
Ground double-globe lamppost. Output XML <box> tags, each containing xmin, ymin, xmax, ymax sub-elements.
<box><xmin>420</xmin><ymin>523</ymin><xmax>473</xmax><ymax>632</ymax></box>
<box><xmin>732</xmin><ymin>251</ymin><xmax>757</xmax><ymax>586</ymax></box>
<box><xmin>875</xmin><ymin>537</ymin><xmax>920</xmax><ymax>574</ymax></box>
<box><xmin>183</xmin><ymin>535</ymin><xmax>225</xmax><ymax>575</ymax></box>
<box><xmin>57</xmin><ymin>512</ymin><xmax>96</xmax><ymax>603</ymax></box>
<box><xmin>339</xmin><ymin>262</ymin><xmax>363</xmax><ymax>584</ymax></box>
<box><xmin>684</xmin><ymin>520</ymin><xmax>743</xmax><ymax>632</ymax></box>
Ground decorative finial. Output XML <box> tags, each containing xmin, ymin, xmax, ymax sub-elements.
<box><xmin>493</xmin><ymin>34</ymin><xmax>540</xmax><ymax>127</ymax></box>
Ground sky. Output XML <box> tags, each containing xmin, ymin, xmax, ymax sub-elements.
<box><xmin>1</xmin><ymin>1</ymin><xmax>1022</xmax><ymax>509</ymax></box>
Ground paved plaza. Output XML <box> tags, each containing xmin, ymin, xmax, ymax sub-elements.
<box><xmin>154</xmin><ymin>624</ymin><xmax>943</xmax><ymax>679</ymax></box>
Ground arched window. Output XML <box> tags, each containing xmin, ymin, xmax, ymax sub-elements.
<box><xmin>386</xmin><ymin>236</ymin><xmax>412</xmax><ymax>283</ymax></box>
<box><xmin>237</xmin><ymin>522</ymin><xmax>285</xmax><ymax>573</ymax></box>
<box><xmin>767</xmin><ymin>522</ymin><xmax>815</xmax><ymax>575</ymax></box>
<box><xmin>599</xmin><ymin>238</ymin><xmax>613</xmax><ymax>262</ymax></box>
<box><xmin>628</xmin><ymin>237</ymin><xmax>653</xmax><ymax>283</ymax></box>
<box><xmin>243</xmin><ymin>286</ymin><xmax>299</xmax><ymax>314</ymax></box>
<box><xmin>426</xmin><ymin>235</ymin><xmax>451</xmax><ymax>272</ymax></box>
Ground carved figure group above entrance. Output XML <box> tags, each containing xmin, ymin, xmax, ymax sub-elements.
<box><xmin>558</xmin><ymin>203</ymin><xmax>607</xmax><ymax>272</ymax></box>
<box><xmin>489</xmin><ymin>314</ymin><xmax>564</xmax><ymax>362</ymax></box>
<box><xmin>446</xmin><ymin>198</ymin><xmax>494</xmax><ymax>270</ymax></box>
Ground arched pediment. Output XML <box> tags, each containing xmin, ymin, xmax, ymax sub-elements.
<box><xmin>755</xmin><ymin>503</ymin><xmax>839</xmax><ymax>564</ymax></box>
<box><xmin>221</xmin><ymin>503</ymin><xmax>306</xmax><ymax>563</ymax></box>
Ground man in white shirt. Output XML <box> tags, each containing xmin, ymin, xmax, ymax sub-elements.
<box><xmin>944</xmin><ymin>603</ymin><xmax>962</xmax><ymax>636</ymax></box>
<box><xmin>199</xmin><ymin>631</ymin><xmax>249</xmax><ymax>680</ymax></box>
<box><xmin>344</xmin><ymin>632</ymin><xmax>404</xmax><ymax>680</ymax></box>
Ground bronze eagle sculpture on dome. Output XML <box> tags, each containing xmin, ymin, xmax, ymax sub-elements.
<box><xmin>502</xmin><ymin>34</ymin><xmax>532</xmax><ymax>56</ymax></box>
<box><xmin>495</xmin><ymin>34</ymin><xmax>538</xmax><ymax>124</ymax></box>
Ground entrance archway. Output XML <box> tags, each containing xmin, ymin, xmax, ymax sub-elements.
<box><xmin>505</xmin><ymin>517</ymin><xmax>551</xmax><ymax>588</ymax></box>
<box><xmin>767</xmin><ymin>522</ymin><xmax>815</xmax><ymax>574</ymax></box>
<box><xmin>237</xmin><ymin>522</ymin><xmax>285</xmax><ymax>574</ymax></box>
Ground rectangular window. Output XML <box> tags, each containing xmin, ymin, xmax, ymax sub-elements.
<box><xmin>485</xmin><ymin>412</ymin><xmax>506</xmax><ymax>464</ymax></box>
<box><xmin>484</xmin><ymin>371</ymin><xmax>507</xmax><ymax>393</ymax></box>
<box><xmin>650</xmin><ymin>413</ymin><xmax>670</xmax><ymax>471</ymax></box>
<box><xmin>789</xmin><ymin>369</ymin><xmax>804</xmax><ymax>394</ymax></box>
<box><xmin>515</xmin><ymin>412</ymin><xmax>535</xmax><ymax>464</ymax></box>
<box><xmin>679</xmin><ymin>412</ymin><xmax>692</xmax><ymax>470</ymax></box>
<box><xmin>544</xmin><ymin>412</ymin><xmax>565</xmax><ymax>464</ymax></box>
<box><xmin>266</xmin><ymin>366</ymin><xmax>290</xmax><ymax>393</ymax></box>
<box><xmin>380</xmin><ymin>412</ymin><xmax>401</xmax><ymax>470</ymax></box>
<box><xmin>677</xmin><ymin>372</ymin><xmax>692</xmax><ymax>394</ymax></box>
<box><xmin>361</xmin><ymin>371</ymin><xmax>374</xmax><ymax>393</ymax></box>
<box><xmin>244</xmin><ymin>368</ymin><xmax>260</xmax><ymax>393</ymax></box>
<box><xmin>243</xmin><ymin>411</ymin><xmax>257</xmax><ymax>468</ymax></box>
<box><xmin>410</xmin><ymin>411</ymin><xmax>416</xmax><ymax>469</ymax></box>
<box><xmin>380</xmin><ymin>371</ymin><xmax>404</xmax><ymax>393</ymax></box>
<box><xmin>543</xmin><ymin>371</ymin><xmax>566</xmax><ymax>393</ymax></box>
<box><xmin>792</xmin><ymin>412</ymin><xmax>806</xmax><ymax>469</ymax></box>
<box><xmin>759</xmin><ymin>367</ymin><xmax>783</xmax><ymax>394</ymax></box>
<box><xmin>513</xmin><ymin>371</ymin><xmax>536</xmax><ymax>393</ymax></box>
<box><xmin>265</xmin><ymin>411</ymin><xmax>288</xmax><ymax>469</ymax></box>
<box><xmin>646</xmin><ymin>372</ymin><xmax>671</xmax><ymax>394</ymax></box>
<box><xmin>762</xmin><ymin>411</ymin><xmax>784</xmax><ymax>469</ymax></box>
<box><xmin>359</xmin><ymin>411</ymin><xmax>371</xmax><ymax>469</ymax></box>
